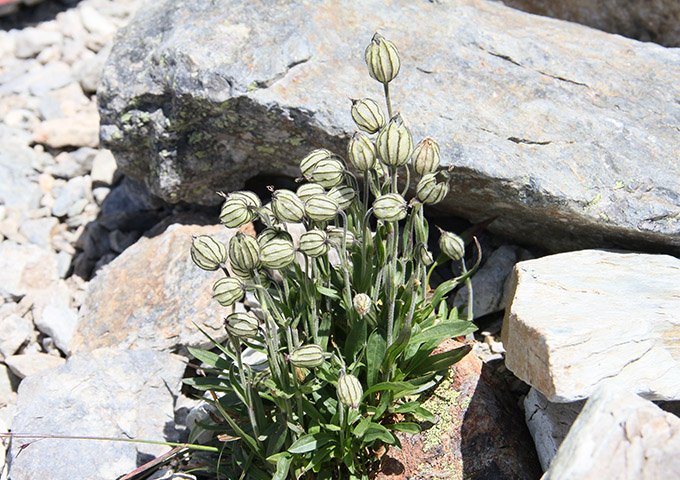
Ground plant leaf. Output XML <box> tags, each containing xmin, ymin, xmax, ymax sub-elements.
<box><xmin>288</xmin><ymin>432</ymin><xmax>335</xmax><ymax>454</ymax></box>
<box><xmin>408</xmin><ymin>321</ymin><xmax>477</xmax><ymax>346</ymax></box>
<box><xmin>408</xmin><ymin>345</ymin><xmax>472</xmax><ymax>376</ymax></box>
<box><xmin>366</xmin><ymin>330</ymin><xmax>386</xmax><ymax>389</ymax></box>
<box><xmin>386</xmin><ymin>422</ymin><xmax>421</xmax><ymax>434</ymax></box>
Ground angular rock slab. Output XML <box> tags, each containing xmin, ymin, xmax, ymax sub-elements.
<box><xmin>70</xmin><ymin>217</ymin><xmax>238</xmax><ymax>354</ymax></box>
<box><xmin>501</xmin><ymin>249</ymin><xmax>680</xmax><ymax>403</ymax></box>
<box><xmin>543</xmin><ymin>383</ymin><xmax>680</xmax><ymax>479</ymax></box>
<box><xmin>99</xmin><ymin>0</ymin><xmax>680</xmax><ymax>254</ymax></box>
<box><xmin>8</xmin><ymin>348</ymin><xmax>185</xmax><ymax>480</ymax></box>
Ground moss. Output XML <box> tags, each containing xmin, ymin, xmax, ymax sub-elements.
<box><xmin>285</xmin><ymin>135</ymin><xmax>305</xmax><ymax>147</ymax></box>
<box><xmin>120</xmin><ymin>112</ymin><xmax>133</xmax><ymax>124</ymax></box>
<box><xmin>421</xmin><ymin>375</ymin><xmax>461</xmax><ymax>453</ymax></box>
<box><xmin>256</xmin><ymin>145</ymin><xmax>276</xmax><ymax>154</ymax></box>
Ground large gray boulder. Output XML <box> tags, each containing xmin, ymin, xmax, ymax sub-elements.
<box><xmin>99</xmin><ymin>0</ymin><xmax>680</xmax><ymax>254</ymax></box>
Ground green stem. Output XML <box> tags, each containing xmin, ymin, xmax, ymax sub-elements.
<box><xmin>231</xmin><ymin>336</ymin><xmax>261</xmax><ymax>444</ymax></box>
<box><xmin>383</xmin><ymin>82</ymin><xmax>392</xmax><ymax>118</ymax></box>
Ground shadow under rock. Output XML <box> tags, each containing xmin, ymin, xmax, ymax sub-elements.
<box><xmin>0</xmin><ymin>0</ymin><xmax>82</xmax><ymax>30</ymax></box>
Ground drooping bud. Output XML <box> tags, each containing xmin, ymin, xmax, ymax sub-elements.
<box><xmin>257</xmin><ymin>227</ymin><xmax>293</xmax><ymax>249</ymax></box>
<box><xmin>310</xmin><ymin>158</ymin><xmax>345</xmax><ymax>188</ymax></box>
<box><xmin>213</xmin><ymin>277</ymin><xmax>245</xmax><ymax>307</ymax></box>
<box><xmin>351</xmin><ymin>98</ymin><xmax>385</xmax><ymax>134</ymax></box>
<box><xmin>364</xmin><ymin>33</ymin><xmax>400</xmax><ymax>84</ymax></box>
<box><xmin>258</xmin><ymin>202</ymin><xmax>277</xmax><ymax>225</ymax></box>
<box><xmin>415</xmin><ymin>243</ymin><xmax>434</xmax><ymax>266</ymax></box>
<box><xmin>439</xmin><ymin>230</ymin><xmax>465</xmax><ymax>261</ymax></box>
<box><xmin>373</xmin><ymin>193</ymin><xmax>408</xmax><ymax>222</ymax></box>
<box><xmin>220</xmin><ymin>198</ymin><xmax>254</xmax><ymax>228</ymax></box>
<box><xmin>416</xmin><ymin>173</ymin><xmax>449</xmax><ymax>205</ymax></box>
<box><xmin>191</xmin><ymin>235</ymin><xmax>227</xmax><ymax>271</ymax></box>
<box><xmin>296</xmin><ymin>183</ymin><xmax>326</xmax><ymax>202</ymax></box>
<box><xmin>271</xmin><ymin>189</ymin><xmax>305</xmax><ymax>223</ymax></box>
<box><xmin>376</xmin><ymin>114</ymin><xmax>413</xmax><ymax>167</ymax></box>
<box><xmin>225</xmin><ymin>312</ymin><xmax>260</xmax><ymax>338</ymax></box>
<box><xmin>260</xmin><ymin>237</ymin><xmax>296</xmax><ymax>269</ymax></box>
<box><xmin>298</xmin><ymin>229</ymin><xmax>329</xmax><ymax>258</ymax></box>
<box><xmin>337</xmin><ymin>371</ymin><xmax>363</xmax><ymax>409</ymax></box>
<box><xmin>326</xmin><ymin>226</ymin><xmax>356</xmax><ymax>246</ymax></box>
<box><xmin>288</xmin><ymin>344</ymin><xmax>327</xmax><ymax>368</ymax></box>
<box><xmin>327</xmin><ymin>185</ymin><xmax>356</xmax><ymax>211</ymax></box>
<box><xmin>347</xmin><ymin>133</ymin><xmax>377</xmax><ymax>171</ymax></box>
<box><xmin>228</xmin><ymin>190</ymin><xmax>262</xmax><ymax>209</ymax></box>
<box><xmin>229</xmin><ymin>233</ymin><xmax>260</xmax><ymax>271</ymax></box>
<box><xmin>353</xmin><ymin>293</ymin><xmax>372</xmax><ymax>317</ymax></box>
<box><xmin>305</xmin><ymin>194</ymin><xmax>339</xmax><ymax>222</ymax></box>
<box><xmin>411</xmin><ymin>138</ymin><xmax>441</xmax><ymax>175</ymax></box>
<box><xmin>300</xmin><ymin>149</ymin><xmax>333</xmax><ymax>181</ymax></box>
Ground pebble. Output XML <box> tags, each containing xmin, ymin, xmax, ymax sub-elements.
<box><xmin>4</xmin><ymin>353</ymin><xmax>66</xmax><ymax>379</ymax></box>
<box><xmin>0</xmin><ymin>315</ymin><xmax>32</xmax><ymax>360</ymax></box>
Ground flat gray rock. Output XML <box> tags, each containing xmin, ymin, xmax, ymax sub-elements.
<box><xmin>8</xmin><ymin>349</ymin><xmax>185</xmax><ymax>480</ymax></box>
<box><xmin>502</xmin><ymin>249</ymin><xmax>680</xmax><ymax>402</ymax></box>
<box><xmin>543</xmin><ymin>383</ymin><xmax>680</xmax><ymax>479</ymax></box>
<box><xmin>99</xmin><ymin>0</ymin><xmax>680</xmax><ymax>254</ymax></box>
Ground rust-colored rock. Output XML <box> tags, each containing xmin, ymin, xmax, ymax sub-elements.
<box><xmin>375</xmin><ymin>340</ymin><xmax>541</xmax><ymax>480</ymax></box>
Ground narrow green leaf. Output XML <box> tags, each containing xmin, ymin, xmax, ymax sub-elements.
<box><xmin>366</xmin><ymin>330</ymin><xmax>386</xmax><ymax>388</ymax></box>
<box><xmin>381</xmin><ymin>323</ymin><xmax>411</xmax><ymax>372</ymax></box>
<box><xmin>408</xmin><ymin>345</ymin><xmax>472</xmax><ymax>376</ymax></box>
<box><xmin>345</xmin><ymin>319</ymin><xmax>367</xmax><ymax>361</ymax></box>
<box><xmin>187</xmin><ymin>347</ymin><xmax>233</xmax><ymax>370</ymax></box>
<box><xmin>271</xmin><ymin>453</ymin><xmax>293</xmax><ymax>480</ymax></box>
<box><xmin>316</xmin><ymin>285</ymin><xmax>341</xmax><ymax>300</ymax></box>
<box><xmin>362</xmin><ymin>381</ymin><xmax>416</xmax><ymax>399</ymax></box>
<box><xmin>386</xmin><ymin>422</ymin><xmax>421</xmax><ymax>434</ymax></box>
<box><xmin>415</xmin><ymin>406</ymin><xmax>435</xmax><ymax>423</ymax></box>
<box><xmin>353</xmin><ymin>416</ymin><xmax>372</xmax><ymax>438</ymax></box>
<box><xmin>409</xmin><ymin>321</ymin><xmax>477</xmax><ymax>346</ymax></box>
<box><xmin>288</xmin><ymin>432</ymin><xmax>334</xmax><ymax>454</ymax></box>
<box><xmin>361</xmin><ymin>423</ymin><xmax>393</xmax><ymax>445</ymax></box>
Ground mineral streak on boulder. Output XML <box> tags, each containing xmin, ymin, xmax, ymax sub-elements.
<box><xmin>99</xmin><ymin>0</ymin><xmax>680</xmax><ymax>254</ymax></box>
<box><xmin>501</xmin><ymin>249</ymin><xmax>680</xmax><ymax>403</ymax></box>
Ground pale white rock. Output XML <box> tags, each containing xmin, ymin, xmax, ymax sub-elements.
<box><xmin>36</xmin><ymin>44</ymin><xmax>61</xmax><ymax>64</ymax></box>
<box><xmin>79</xmin><ymin>5</ymin><xmax>118</xmax><ymax>37</ymax></box>
<box><xmin>524</xmin><ymin>387</ymin><xmax>584</xmax><ymax>471</ymax></box>
<box><xmin>51</xmin><ymin>176</ymin><xmax>92</xmax><ymax>217</ymax></box>
<box><xmin>56</xmin><ymin>250</ymin><xmax>73</xmax><ymax>279</ymax></box>
<box><xmin>33</xmin><ymin>110</ymin><xmax>100</xmax><ymax>148</ymax></box>
<box><xmin>27</xmin><ymin>62</ymin><xmax>73</xmax><ymax>97</ymax></box>
<box><xmin>0</xmin><ymin>364</ymin><xmax>15</xmax><ymax>408</ymax></box>
<box><xmin>502</xmin><ymin>249</ymin><xmax>680</xmax><ymax>402</ymax></box>
<box><xmin>73</xmin><ymin>44</ymin><xmax>110</xmax><ymax>93</ymax></box>
<box><xmin>0</xmin><ymin>242</ymin><xmax>59</xmax><ymax>301</ymax></box>
<box><xmin>18</xmin><ymin>216</ymin><xmax>58</xmax><ymax>248</ymax></box>
<box><xmin>34</xmin><ymin>303</ymin><xmax>78</xmax><ymax>355</ymax></box>
<box><xmin>4</xmin><ymin>353</ymin><xmax>66</xmax><ymax>379</ymax></box>
<box><xmin>4</xmin><ymin>109</ymin><xmax>40</xmax><ymax>131</ymax></box>
<box><xmin>0</xmin><ymin>314</ymin><xmax>32</xmax><ymax>360</ymax></box>
<box><xmin>543</xmin><ymin>383</ymin><xmax>680</xmax><ymax>479</ymax></box>
<box><xmin>14</xmin><ymin>27</ymin><xmax>63</xmax><ymax>59</ymax></box>
<box><xmin>90</xmin><ymin>148</ymin><xmax>118</xmax><ymax>185</ymax></box>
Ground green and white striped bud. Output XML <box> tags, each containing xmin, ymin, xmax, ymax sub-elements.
<box><xmin>412</xmin><ymin>138</ymin><xmax>441</xmax><ymax>175</ymax></box>
<box><xmin>439</xmin><ymin>230</ymin><xmax>465</xmax><ymax>261</ymax></box>
<box><xmin>326</xmin><ymin>226</ymin><xmax>356</xmax><ymax>246</ymax></box>
<box><xmin>225</xmin><ymin>312</ymin><xmax>260</xmax><ymax>338</ymax></box>
<box><xmin>230</xmin><ymin>263</ymin><xmax>252</xmax><ymax>281</ymax></box>
<box><xmin>364</xmin><ymin>33</ymin><xmax>400</xmax><ymax>84</ymax></box>
<box><xmin>351</xmin><ymin>98</ymin><xmax>385</xmax><ymax>134</ymax></box>
<box><xmin>310</xmin><ymin>158</ymin><xmax>345</xmax><ymax>188</ymax></box>
<box><xmin>229</xmin><ymin>233</ymin><xmax>260</xmax><ymax>271</ymax></box>
<box><xmin>228</xmin><ymin>190</ymin><xmax>262</xmax><ymax>209</ymax></box>
<box><xmin>353</xmin><ymin>293</ymin><xmax>372</xmax><ymax>317</ymax></box>
<box><xmin>296</xmin><ymin>183</ymin><xmax>325</xmax><ymax>202</ymax></box>
<box><xmin>347</xmin><ymin>133</ymin><xmax>377</xmax><ymax>171</ymax></box>
<box><xmin>190</xmin><ymin>235</ymin><xmax>227</xmax><ymax>271</ymax></box>
<box><xmin>298</xmin><ymin>229</ymin><xmax>329</xmax><ymax>257</ymax></box>
<box><xmin>373</xmin><ymin>193</ymin><xmax>408</xmax><ymax>222</ymax></box>
<box><xmin>328</xmin><ymin>185</ymin><xmax>356</xmax><ymax>211</ymax></box>
<box><xmin>288</xmin><ymin>344</ymin><xmax>327</xmax><ymax>368</ymax></box>
<box><xmin>415</xmin><ymin>243</ymin><xmax>434</xmax><ymax>266</ymax></box>
<box><xmin>213</xmin><ymin>277</ymin><xmax>245</xmax><ymax>307</ymax></box>
<box><xmin>259</xmin><ymin>202</ymin><xmax>277</xmax><ymax>225</ymax></box>
<box><xmin>305</xmin><ymin>194</ymin><xmax>339</xmax><ymax>222</ymax></box>
<box><xmin>300</xmin><ymin>149</ymin><xmax>333</xmax><ymax>181</ymax></box>
<box><xmin>337</xmin><ymin>371</ymin><xmax>363</xmax><ymax>409</ymax></box>
<box><xmin>271</xmin><ymin>189</ymin><xmax>305</xmax><ymax>223</ymax></box>
<box><xmin>416</xmin><ymin>173</ymin><xmax>449</xmax><ymax>205</ymax></box>
<box><xmin>260</xmin><ymin>237</ymin><xmax>296</xmax><ymax>269</ymax></box>
<box><xmin>257</xmin><ymin>227</ymin><xmax>293</xmax><ymax>249</ymax></box>
<box><xmin>220</xmin><ymin>198</ymin><xmax>254</xmax><ymax>228</ymax></box>
<box><xmin>376</xmin><ymin>114</ymin><xmax>413</xmax><ymax>167</ymax></box>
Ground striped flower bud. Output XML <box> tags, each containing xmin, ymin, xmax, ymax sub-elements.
<box><xmin>373</xmin><ymin>193</ymin><xmax>407</xmax><ymax>222</ymax></box>
<box><xmin>416</xmin><ymin>243</ymin><xmax>434</xmax><ymax>266</ymax></box>
<box><xmin>229</xmin><ymin>232</ymin><xmax>260</xmax><ymax>271</ymax></box>
<box><xmin>305</xmin><ymin>194</ymin><xmax>339</xmax><ymax>222</ymax></box>
<box><xmin>353</xmin><ymin>293</ymin><xmax>372</xmax><ymax>317</ymax></box>
<box><xmin>271</xmin><ymin>189</ymin><xmax>305</xmax><ymax>223</ymax></box>
<box><xmin>191</xmin><ymin>235</ymin><xmax>227</xmax><ymax>271</ymax></box>
<box><xmin>310</xmin><ymin>158</ymin><xmax>345</xmax><ymax>188</ymax></box>
<box><xmin>364</xmin><ymin>33</ymin><xmax>400</xmax><ymax>84</ymax></box>
<box><xmin>288</xmin><ymin>344</ymin><xmax>326</xmax><ymax>368</ymax></box>
<box><xmin>439</xmin><ymin>230</ymin><xmax>465</xmax><ymax>261</ymax></box>
<box><xmin>347</xmin><ymin>133</ymin><xmax>377</xmax><ymax>171</ymax></box>
<box><xmin>260</xmin><ymin>237</ymin><xmax>296</xmax><ymax>269</ymax></box>
<box><xmin>376</xmin><ymin>114</ymin><xmax>413</xmax><ymax>167</ymax></box>
<box><xmin>416</xmin><ymin>173</ymin><xmax>449</xmax><ymax>205</ymax></box>
<box><xmin>228</xmin><ymin>190</ymin><xmax>262</xmax><ymax>209</ymax></box>
<box><xmin>230</xmin><ymin>263</ymin><xmax>252</xmax><ymax>281</ymax></box>
<box><xmin>225</xmin><ymin>312</ymin><xmax>260</xmax><ymax>338</ymax></box>
<box><xmin>213</xmin><ymin>277</ymin><xmax>245</xmax><ymax>307</ymax></box>
<box><xmin>337</xmin><ymin>371</ymin><xmax>363</xmax><ymax>409</ymax></box>
<box><xmin>326</xmin><ymin>226</ymin><xmax>356</xmax><ymax>246</ymax></box>
<box><xmin>257</xmin><ymin>227</ymin><xmax>293</xmax><ymax>249</ymax></box>
<box><xmin>328</xmin><ymin>185</ymin><xmax>356</xmax><ymax>211</ymax></box>
<box><xmin>298</xmin><ymin>229</ymin><xmax>329</xmax><ymax>257</ymax></box>
<box><xmin>296</xmin><ymin>183</ymin><xmax>325</xmax><ymax>202</ymax></box>
<box><xmin>412</xmin><ymin>138</ymin><xmax>441</xmax><ymax>175</ymax></box>
<box><xmin>300</xmin><ymin>149</ymin><xmax>333</xmax><ymax>181</ymax></box>
<box><xmin>220</xmin><ymin>198</ymin><xmax>254</xmax><ymax>228</ymax></box>
<box><xmin>351</xmin><ymin>98</ymin><xmax>385</xmax><ymax>134</ymax></box>
<box><xmin>259</xmin><ymin>202</ymin><xmax>277</xmax><ymax>225</ymax></box>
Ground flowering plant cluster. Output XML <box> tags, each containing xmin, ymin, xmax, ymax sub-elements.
<box><xmin>187</xmin><ymin>33</ymin><xmax>480</xmax><ymax>480</ymax></box>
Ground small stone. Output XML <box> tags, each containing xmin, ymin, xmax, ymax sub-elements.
<box><xmin>37</xmin><ymin>173</ymin><xmax>55</xmax><ymax>193</ymax></box>
<box><xmin>4</xmin><ymin>353</ymin><xmax>66</xmax><ymax>379</ymax></box>
<box><xmin>0</xmin><ymin>364</ymin><xmax>15</xmax><ymax>406</ymax></box>
<box><xmin>14</xmin><ymin>27</ymin><xmax>63</xmax><ymax>59</ymax></box>
<box><xmin>66</xmin><ymin>198</ymin><xmax>89</xmax><ymax>218</ymax></box>
<box><xmin>38</xmin><ymin>94</ymin><xmax>64</xmax><ymax>120</ymax></box>
<box><xmin>80</xmin><ymin>5</ymin><xmax>118</xmax><ymax>37</ymax></box>
<box><xmin>73</xmin><ymin>44</ymin><xmax>109</xmax><ymax>93</ymax></box>
<box><xmin>27</xmin><ymin>62</ymin><xmax>73</xmax><ymax>97</ymax></box>
<box><xmin>56</xmin><ymin>250</ymin><xmax>73</xmax><ymax>279</ymax></box>
<box><xmin>34</xmin><ymin>303</ymin><xmax>79</xmax><ymax>355</ymax></box>
<box><xmin>0</xmin><ymin>314</ymin><xmax>32</xmax><ymax>360</ymax></box>
<box><xmin>18</xmin><ymin>217</ymin><xmax>58</xmax><ymax>248</ymax></box>
<box><xmin>0</xmin><ymin>242</ymin><xmax>59</xmax><ymax>301</ymax></box>
<box><xmin>90</xmin><ymin>149</ymin><xmax>118</xmax><ymax>185</ymax></box>
<box><xmin>48</xmin><ymin>151</ymin><xmax>89</xmax><ymax>179</ymax></box>
<box><xmin>92</xmin><ymin>186</ymin><xmax>111</xmax><ymax>205</ymax></box>
<box><xmin>36</xmin><ymin>44</ymin><xmax>61</xmax><ymax>64</ymax></box>
<box><xmin>33</xmin><ymin>110</ymin><xmax>100</xmax><ymax>148</ymax></box>
<box><xmin>51</xmin><ymin>176</ymin><xmax>91</xmax><ymax>217</ymax></box>
<box><xmin>4</xmin><ymin>108</ymin><xmax>39</xmax><ymax>131</ymax></box>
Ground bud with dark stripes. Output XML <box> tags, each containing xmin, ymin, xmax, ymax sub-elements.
<box><xmin>300</xmin><ymin>149</ymin><xmax>333</xmax><ymax>181</ymax></box>
<box><xmin>376</xmin><ymin>114</ymin><xmax>413</xmax><ymax>167</ymax></box>
<box><xmin>310</xmin><ymin>158</ymin><xmax>344</xmax><ymax>188</ymax></box>
<box><xmin>298</xmin><ymin>229</ymin><xmax>329</xmax><ymax>258</ymax></box>
<box><xmin>328</xmin><ymin>185</ymin><xmax>356</xmax><ymax>211</ymax></box>
<box><xmin>337</xmin><ymin>371</ymin><xmax>363</xmax><ymax>409</ymax></box>
<box><xmin>412</xmin><ymin>137</ymin><xmax>440</xmax><ymax>175</ymax></box>
<box><xmin>220</xmin><ymin>198</ymin><xmax>254</xmax><ymax>228</ymax></box>
<box><xmin>191</xmin><ymin>235</ymin><xmax>227</xmax><ymax>271</ymax></box>
<box><xmin>305</xmin><ymin>194</ymin><xmax>339</xmax><ymax>222</ymax></box>
<box><xmin>228</xmin><ymin>190</ymin><xmax>262</xmax><ymax>209</ymax></box>
<box><xmin>416</xmin><ymin>173</ymin><xmax>449</xmax><ymax>205</ymax></box>
<box><xmin>347</xmin><ymin>133</ymin><xmax>377</xmax><ymax>171</ymax></box>
<box><xmin>213</xmin><ymin>277</ymin><xmax>245</xmax><ymax>307</ymax></box>
<box><xmin>288</xmin><ymin>344</ymin><xmax>326</xmax><ymax>368</ymax></box>
<box><xmin>260</xmin><ymin>237</ymin><xmax>296</xmax><ymax>269</ymax></box>
<box><xmin>326</xmin><ymin>226</ymin><xmax>356</xmax><ymax>246</ymax></box>
<box><xmin>351</xmin><ymin>98</ymin><xmax>385</xmax><ymax>134</ymax></box>
<box><xmin>297</xmin><ymin>183</ymin><xmax>325</xmax><ymax>202</ymax></box>
<box><xmin>271</xmin><ymin>189</ymin><xmax>305</xmax><ymax>223</ymax></box>
<box><xmin>373</xmin><ymin>193</ymin><xmax>408</xmax><ymax>222</ymax></box>
<box><xmin>257</xmin><ymin>227</ymin><xmax>293</xmax><ymax>249</ymax></box>
<box><xmin>439</xmin><ymin>230</ymin><xmax>465</xmax><ymax>261</ymax></box>
<box><xmin>364</xmin><ymin>33</ymin><xmax>400</xmax><ymax>84</ymax></box>
<box><xmin>225</xmin><ymin>312</ymin><xmax>260</xmax><ymax>338</ymax></box>
<box><xmin>229</xmin><ymin>232</ymin><xmax>260</xmax><ymax>271</ymax></box>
